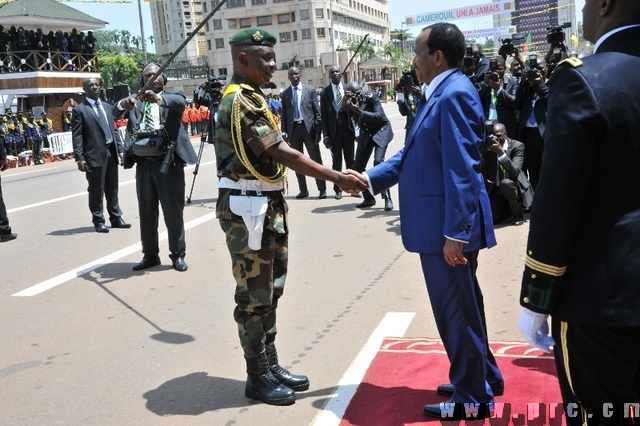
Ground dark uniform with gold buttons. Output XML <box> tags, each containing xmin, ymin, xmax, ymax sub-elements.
<box><xmin>520</xmin><ymin>25</ymin><xmax>640</xmax><ymax>425</ymax></box>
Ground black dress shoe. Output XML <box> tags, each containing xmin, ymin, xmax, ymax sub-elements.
<box><xmin>334</xmin><ymin>191</ymin><xmax>343</xmax><ymax>200</ymax></box>
<box><xmin>318</xmin><ymin>190</ymin><xmax>327</xmax><ymax>199</ymax></box>
<box><xmin>110</xmin><ymin>218</ymin><xmax>132</xmax><ymax>229</ymax></box>
<box><xmin>132</xmin><ymin>257</ymin><xmax>161</xmax><ymax>271</ymax></box>
<box><xmin>384</xmin><ymin>198</ymin><xmax>393</xmax><ymax>211</ymax></box>
<box><xmin>356</xmin><ymin>198</ymin><xmax>376</xmax><ymax>208</ymax></box>
<box><xmin>512</xmin><ymin>214</ymin><xmax>525</xmax><ymax>226</ymax></box>
<box><xmin>295</xmin><ymin>191</ymin><xmax>309</xmax><ymax>199</ymax></box>
<box><xmin>424</xmin><ymin>400</ymin><xmax>493</xmax><ymax>420</ymax></box>
<box><xmin>94</xmin><ymin>223</ymin><xmax>109</xmax><ymax>233</ymax></box>
<box><xmin>436</xmin><ymin>383</ymin><xmax>504</xmax><ymax>397</ymax></box>
<box><xmin>172</xmin><ymin>257</ymin><xmax>188</xmax><ymax>272</ymax></box>
<box><xmin>0</xmin><ymin>232</ymin><xmax>17</xmax><ymax>242</ymax></box>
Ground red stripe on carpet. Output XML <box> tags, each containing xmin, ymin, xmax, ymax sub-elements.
<box><xmin>340</xmin><ymin>337</ymin><xmax>565</xmax><ymax>425</ymax></box>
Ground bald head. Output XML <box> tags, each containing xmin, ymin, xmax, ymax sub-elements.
<box><xmin>582</xmin><ymin>0</ymin><xmax>640</xmax><ymax>43</ymax></box>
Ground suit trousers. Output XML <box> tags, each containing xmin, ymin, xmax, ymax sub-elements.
<box><xmin>520</xmin><ymin>127</ymin><xmax>544</xmax><ymax>191</ymax></box>
<box><xmin>419</xmin><ymin>251</ymin><xmax>503</xmax><ymax>404</ymax></box>
<box><xmin>0</xmin><ymin>174</ymin><xmax>11</xmax><ymax>235</ymax></box>
<box><xmin>353</xmin><ymin>137</ymin><xmax>390</xmax><ymax>201</ymax></box>
<box><xmin>552</xmin><ymin>318</ymin><xmax>640</xmax><ymax>426</ymax></box>
<box><xmin>135</xmin><ymin>157</ymin><xmax>187</xmax><ymax>261</ymax></box>
<box><xmin>290</xmin><ymin>121</ymin><xmax>325</xmax><ymax>192</ymax></box>
<box><xmin>329</xmin><ymin>128</ymin><xmax>355</xmax><ymax>193</ymax></box>
<box><xmin>488</xmin><ymin>178</ymin><xmax>522</xmax><ymax>224</ymax></box>
<box><xmin>85</xmin><ymin>145</ymin><xmax>122</xmax><ymax>225</ymax></box>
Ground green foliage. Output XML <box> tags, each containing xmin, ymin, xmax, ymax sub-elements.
<box><xmin>93</xmin><ymin>29</ymin><xmax>161</xmax><ymax>92</ymax></box>
<box><xmin>383</xmin><ymin>42</ymin><xmax>411</xmax><ymax>71</ymax></box>
<box><xmin>340</xmin><ymin>38</ymin><xmax>376</xmax><ymax>63</ymax></box>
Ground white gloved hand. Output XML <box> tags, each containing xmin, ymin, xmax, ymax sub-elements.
<box><xmin>518</xmin><ymin>307</ymin><xmax>555</xmax><ymax>353</ymax></box>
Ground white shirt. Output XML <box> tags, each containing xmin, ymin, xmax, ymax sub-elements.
<box><xmin>291</xmin><ymin>84</ymin><xmax>302</xmax><ymax>121</ymax></box>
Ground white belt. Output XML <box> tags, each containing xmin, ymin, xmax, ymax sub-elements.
<box><xmin>218</xmin><ymin>177</ymin><xmax>283</xmax><ymax>192</ymax></box>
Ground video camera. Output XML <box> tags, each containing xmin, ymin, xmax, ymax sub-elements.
<box><xmin>201</xmin><ymin>75</ymin><xmax>227</xmax><ymax>106</ymax></box>
<box><xmin>498</xmin><ymin>34</ymin><xmax>525</xmax><ymax>58</ymax></box>
<box><xmin>547</xmin><ymin>22</ymin><xmax>571</xmax><ymax>46</ymax></box>
<box><xmin>464</xmin><ymin>44</ymin><xmax>475</xmax><ymax>68</ymax></box>
<box><xmin>400</xmin><ymin>68</ymin><xmax>419</xmax><ymax>91</ymax></box>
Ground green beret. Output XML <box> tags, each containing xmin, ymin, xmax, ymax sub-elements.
<box><xmin>229</xmin><ymin>27</ymin><xmax>276</xmax><ymax>47</ymax></box>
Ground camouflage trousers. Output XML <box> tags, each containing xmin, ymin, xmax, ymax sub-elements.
<box><xmin>220</xmin><ymin>217</ymin><xmax>288</xmax><ymax>356</ymax></box>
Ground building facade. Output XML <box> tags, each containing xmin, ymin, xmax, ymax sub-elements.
<box><xmin>150</xmin><ymin>0</ymin><xmax>390</xmax><ymax>90</ymax></box>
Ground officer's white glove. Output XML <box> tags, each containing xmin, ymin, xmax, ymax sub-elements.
<box><xmin>518</xmin><ymin>307</ymin><xmax>555</xmax><ymax>353</ymax></box>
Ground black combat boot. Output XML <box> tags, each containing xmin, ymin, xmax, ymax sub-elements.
<box><xmin>265</xmin><ymin>343</ymin><xmax>310</xmax><ymax>391</ymax></box>
<box><xmin>245</xmin><ymin>351</ymin><xmax>296</xmax><ymax>405</ymax></box>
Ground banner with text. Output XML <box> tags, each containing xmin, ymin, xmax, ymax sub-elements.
<box><xmin>405</xmin><ymin>1</ymin><xmax>515</xmax><ymax>26</ymax></box>
<box><xmin>462</xmin><ymin>26</ymin><xmax>518</xmax><ymax>39</ymax></box>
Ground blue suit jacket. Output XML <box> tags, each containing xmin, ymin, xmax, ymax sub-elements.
<box><xmin>367</xmin><ymin>70</ymin><xmax>496</xmax><ymax>254</ymax></box>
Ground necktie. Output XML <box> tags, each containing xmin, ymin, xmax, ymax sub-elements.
<box><xmin>293</xmin><ymin>86</ymin><xmax>301</xmax><ymax>121</ymax></box>
<box><xmin>489</xmin><ymin>89</ymin><xmax>498</xmax><ymax>121</ymax></box>
<box><xmin>95</xmin><ymin>100</ymin><xmax>113</xmax><ymax>143</ymax></box>
<box><xmin>334</xmin><ymin>85</ymin><xmax>342</xmax><ymax>105</ymax></box>
<box><xmin>142</xmin><ymin>102</ymin><xmax>155</xmax><ymax>132</ymax></box>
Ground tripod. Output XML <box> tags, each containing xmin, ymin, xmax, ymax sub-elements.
<box><xmin>186</xmin><ymin>106</ymin><xmax>217</xmax><ymax>204</ymax></box>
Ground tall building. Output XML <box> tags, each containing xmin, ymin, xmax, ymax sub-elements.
<box><xmin>149</xmin><ymin>0</ymin><xmax>390</xmax><ymax>87</ymax></box>
<box><xmin>493</xmin><ymin>0</ymin><xmax>576</xmax><ymax>55</ymax></box>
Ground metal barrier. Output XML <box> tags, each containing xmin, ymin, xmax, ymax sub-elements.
<box><xmin>44</xmin><ymin>132</ymin><xmax>74</xmax><ymax>161</ymax></box>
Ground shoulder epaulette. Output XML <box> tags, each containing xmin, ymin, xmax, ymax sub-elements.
<box><xmin>557</xmin><ymin>57</ymin><xmax>583</xmax><ymax>68</ymax></box>
<box><xmin>223</xmin><ymin>83</ymin><xmax>255</xmax><ymax>98</ymax></box>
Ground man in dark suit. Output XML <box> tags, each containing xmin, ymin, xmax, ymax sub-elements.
<box><xmin>0</xmin><ymin>136</ymin><xmax>17</xmax><ymax>242</ymax></box>
<box><xmin>477</xmin><ymin>56</ymin><xmax>521</xmax><ymax>137</ymax></box>
<box><xmin>280</xmin><ymin>66</ymin><xmax>326</xmax><ymax>199</ymax></box>
<box><xmin>463</xmin><ymin>43</ymin><xmax>489</xmax><ymax>85</ymax></box>
<box><xmin>72</xmin><ymin>77</ymin><xmax>130</xmax><ymax>234</ymax></box>
<box><xmin>343</xmin><ymin>81</ymin><xmax>394</xmax><ymax>211</ymax></box>
<box><xmin>516</xmin><ymin>59</ymin><xmax>548</xmax><ymax>191</ymax></box>
<box><xmin>347</xmin><ymin>22</ymin><xmax>503</xmax><ymax>419</ymax></box>
<box><xmin>519</xmin><ymin>2</ymin><xmax>640</xmax><ymax>424</ymax></box>
<box><xmin>320</xmin><ymin>66</ymin><xmax>356</xmax><ymax>200</ymax></box>
<box><xmin>482</xmin><ymin>122</ymin><xmax>533</xmax><ymax>226</ymax></box>
<box><xmin>114</xmin><ymin>63</ymin><xmax>198</xmax><ymax>272</ymax></box>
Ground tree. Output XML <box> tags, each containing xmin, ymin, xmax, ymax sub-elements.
<box><xmin>341</xmin><ymin>38</ymin><xmax>376</xmax><ymax>63</ymax></box>
<box><xmin>383</xmin><ymin>42</ymin><xmax>411</xmax><ymax>71</ymax></box>
<box><xmin>99</xmin><ymin>54</ymin><xmax>140</xmax><ymax>90</ymax></box>
<box><xmin>390</xmin><ymin>28</ymin><xmax>412</xmax><ymax>54</ymax></box>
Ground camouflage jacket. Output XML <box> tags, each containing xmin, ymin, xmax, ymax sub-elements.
<box><xmin>215</xmin><ymin>75</ymin><xmax>287</xmax><ymax>235</ymax></box>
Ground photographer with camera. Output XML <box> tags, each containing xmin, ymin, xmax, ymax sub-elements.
<box><xmin>394</xmin><ymin>67</ymin><xmax>422</xmax><ymax>140</ymax></box>
<box><xmin>482</xmin><ymin>122</ymin><xmax>533</xmax><ymax>226</ymax></box>
<box><xmin>462</xmin><ymin>43</ymin><xmax>490</xmax><ymax>85</ymax></box>
<box><xmin>343</xmin><ymin>81</ymin><xmax>394</xmax><ymax>211</ymax></box>
<box><xmin>477</xmin><ymin>56</ymin><xmax>521</xmax><ymax>137</ymax></box>
<box><xmin>516</xmin><ymin>54</ymin><xmax>548</xmax><ymax>191</ymax></box>
<box><xmin>115</xmin><ymin>63</ymin><xmax>198</xmax><ymax>272</ymax></box>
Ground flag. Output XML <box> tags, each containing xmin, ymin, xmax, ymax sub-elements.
<box><xmin>570</xmin><ymin>33</ymin><xmax>579</xmax><ymax>47</ymax></box>
<box><xmin>522</xmin><ymin>31</ymin><xmax>532</xmax><ymax>54</ymax></box>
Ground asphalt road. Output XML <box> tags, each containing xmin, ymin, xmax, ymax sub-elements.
<box><xmin>0</xmin><ymin>102</ymin><xmax>530</xmax><ymax>425</ymax></box>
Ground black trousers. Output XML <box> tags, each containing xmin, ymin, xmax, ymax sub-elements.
<box><xmin>353</xmin><ymin>136</ymin><xmax>390</xmax><ymax>201</ymax></box>
<box><xmin>289</xmin><ymin>121</ymin><xmax>325</xmax><ymax>193</ymax></box>
<box><xmin>329</xmin><ymin>128</ymin><xmax>355</xmax><ymax>194</ymax></box>
<box><xmin>552</xmin><ymin>318</ymin><xmax>640</xmax><ymax>426</ymax></box>
<box><xmin>0</xmin><ymin>174</ymin><xmax>11</xmax><ymax>235</ymax></box>
<box><xmin>135</xmin><ymin>157</ymin><xmax>186</xmax><ymax>260</ymax></box>
<box><xmin>520</xmin><ymin>127</ymin><xmax>544</xmax><ymax>191</ymax></box>
<box><xmin>85</xmin><ymin>145</ymin><xmax>122</xmax><ymax>225</ymax></box>
<box><xmin>488</xmin><ymin>178</ymin><xmax>522</xmax><ymax>224</ymax></box>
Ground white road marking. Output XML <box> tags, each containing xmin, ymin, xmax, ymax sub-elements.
<box><xmin>311</xmin><ymin>311</ymin><xmax>415</xmax><ymax>426</ymax></box>
<box><xmin>2</xmin><ymin>167</ymin><xmax>58</xmax><ymax>178</ymax></box>
<box><xmin>12</xmin><ymin>212</ymin><xmax>217</xmax><ymax>297</ymax></box>
<box><xmin>6</xmin><ymin>161</ymin><xmax>216</xmax><ymax>214</ymax></box>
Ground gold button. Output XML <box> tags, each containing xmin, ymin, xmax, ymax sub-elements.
<box><xmin>531</xmin><ymin>274</ymin><xmax>537</xmax><ymax>279</ymax></box>
<box><xmin>528</xmin><ymin>250</ymin><xmax>533</xmax><ymax>256</ymax></box>
<box><xmin>523</xmin><ymin>297</ymin><xmax>530</xmax><ymax>303</ymax></box>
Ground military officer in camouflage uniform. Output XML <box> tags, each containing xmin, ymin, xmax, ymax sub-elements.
<box><xmin>215</xmin><ymin>27</ymin><xmax>366</xmax><ymax>406</ymax></box>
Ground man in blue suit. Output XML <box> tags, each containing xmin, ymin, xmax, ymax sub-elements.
<box><xmin>347</xmin><ymin>23</ymin><xmax>503</xmax><ymax>419</ymax></box>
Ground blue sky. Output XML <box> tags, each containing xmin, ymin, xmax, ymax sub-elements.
<box><xmin>67</xmin><ymin>0</ymin><xmax>586</xmax><ymax>53</ymax></box>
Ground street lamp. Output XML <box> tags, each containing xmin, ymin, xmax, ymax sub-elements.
<box><xmin>137</xmin><ymin>0</ymin><xmax>148</xmax><ymax>62</ymax></box>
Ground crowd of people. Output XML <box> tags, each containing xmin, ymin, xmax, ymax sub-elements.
<box><xmin>0</xmin><ymin>26</ymin><xmax>97</xmax><ymax>72</ymax></box>
<box><xmin>0</xmin><ymin>111</ymin><xmax>54</xmax><ymax>165</ymax></box>
<box><xmin>181</xmin><ymin>103</ymin><xmax>210</xmax><ymax>137</ymax></box>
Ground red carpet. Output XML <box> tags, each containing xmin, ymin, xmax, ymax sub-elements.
<box><xmin>340</xmin><ymin>337</ymin><xmax>565</xmax><ymax>425</ymax></box>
